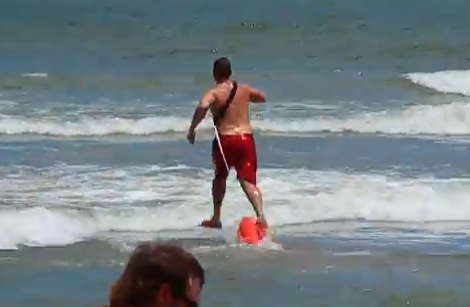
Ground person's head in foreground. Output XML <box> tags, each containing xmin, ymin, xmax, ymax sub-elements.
<box><xmin>106</xmin><ymin>242</ymin><xmax>204</xmax><ymax>307</ymax></box>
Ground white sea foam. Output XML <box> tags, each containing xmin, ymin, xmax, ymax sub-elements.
<box><xmin>0</xmin><ymin>101</ymin><xmax>470</xmax><ymax>137</ymax></box>
<box><xmin>0</xmin><ymin>115</ymin><xmax>193</xmax><ymax>136</ymax></box>
<box><xmin>0</xmin><ymin>100</ymin><xmax>17</xmax><ymax>110</ymax></box>
<box><xmin>404</xmin><ymin>70</ymin><xmax>470</xmax><ymax>96</ymax></box>
<box><xmin>22</xmin><ymin>72</ymin><xmax>48</xmax><ymax>78</ymax></box>
<box><xmin>256</xmin><ymin>102</ymin><xmax>470</xmax><ymax>135</ymax></box>
<box><xmin>1</xmin><ymin>164</ymin><xmax>470</xmax><ymax>249</ymax></box>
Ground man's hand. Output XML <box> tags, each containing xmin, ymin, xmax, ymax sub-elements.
<box><xmin>187</xmin><ymin>128</ymin><xmax>196</xmax><ymax>144</ymax></box>
<box><xmin>249</xmin><ymin>86</ymin><xmax>266</xmax><ymax>103</ymax></box>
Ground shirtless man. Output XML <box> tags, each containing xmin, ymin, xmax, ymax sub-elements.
<box><xmin>187</xmin><ymin>57</ymin><xmax>269</xmax><ymax>232</ymax></box>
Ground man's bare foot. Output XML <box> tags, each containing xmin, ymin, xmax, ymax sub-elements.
<box><xmin>200</xmin><ymin>218</ymin><xmax>222</xmax><ymax>229</ymax></box>
<box><xmin>255</xmin><ymin>215</ymin><xmax>270</xmax><ymax>238</ymax></box>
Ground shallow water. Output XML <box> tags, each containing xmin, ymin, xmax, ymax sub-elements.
<box><xmin>3</xmin><ymin>230</ymin><xmax>470</xmax><ymax>307</ymax></box>
<box><xmin>2</xmin><ymin>0</ymin><xmax>470</xmax><ymax>305</ymax></box>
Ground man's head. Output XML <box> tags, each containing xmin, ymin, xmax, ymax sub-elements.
<box><xmin>212</xmin><ymin>57</ymin><xmax>232</xmax><ymax>82</ymax></box>
<box><xmin>108</xmin><ymin>243</ymin><xmax>205</xmax><ymax>307</ymax></box>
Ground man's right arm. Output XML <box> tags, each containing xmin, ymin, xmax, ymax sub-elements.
<box><xmin>249</xmin><ymin>86</ymin><xmax>266</xmax><ymax>103</ymax></box>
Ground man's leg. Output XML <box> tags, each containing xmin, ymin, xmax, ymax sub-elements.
<box><xmin>211</xmin><ymin>176</ymin><xmax>226</xmax><ymax>223</ymax></box>
<box><xmin>237</xmin><ymin>134</ymin><xmax>269</xmax><ymax>230</ymax></box>
<box><xmin>238</xmin><ymin>179</ymin><xmax>268</xmax><ymax>229</ymax></box>
<box><xmin>201</xmin><ymin>138</ymin><xmax>228</xmax><ymax>228</ymax></box>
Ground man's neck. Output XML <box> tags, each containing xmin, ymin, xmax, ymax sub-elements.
<box><xmin>215</xmin><ymin>78</ymin><xmax>230</xmax><ymax>85</ymax></box>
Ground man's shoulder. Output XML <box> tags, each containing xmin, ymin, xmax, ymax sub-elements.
<box><xmin>201</xmin><ymin>86</ymin><xmax>218</xmax><ymax>99</ymax></box>
<box><xmin>205</xmin><ymin>85</ymin><xmax>218</xmax><ymax>93</ymax></box>
<box><xmin>210</xmin><ymin>81</ymin><xmax>253</xmax><ymax>98</ymax></box>
<box><xmin>234</xmin><ymin>82</ymin><xmax>250</xmax><ymax>89</ymax></box>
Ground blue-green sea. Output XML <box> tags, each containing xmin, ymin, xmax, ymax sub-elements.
<box><xmin>1</xmin><ymin>0</ymin><xmax>470</xmax><ymax>306</ymax></box>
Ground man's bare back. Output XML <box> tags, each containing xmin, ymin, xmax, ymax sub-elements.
<box><xmin>208</xmin><ymin>80</ymin><xmax>266</xmax><ymax>135</ymax></box>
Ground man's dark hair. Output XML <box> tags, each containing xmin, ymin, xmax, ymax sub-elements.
<box><xmin>106</xmin><ymin>242</ymin><xmax>205</xmax><ymax>307</ymax></box>
<box><xmin>213</xmin><ymin>57</ymin><xmax>232</xmax><ymax>80</ymax></box>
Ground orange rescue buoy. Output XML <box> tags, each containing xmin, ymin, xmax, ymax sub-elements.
<box><xmin>237</xmin><ymin>216</ymin><xmax>265</xmax><ymax>245</ymax></box>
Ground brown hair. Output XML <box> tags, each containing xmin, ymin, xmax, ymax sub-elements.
<box><xmin>106</xmin><ymin>242</ymin><xmax>205</xmax><ymax>307</ymax></box>
<box><xmin>213</xmin><ymin>57</ymin><xmax>232</xmax><ymax>80</ymax></box>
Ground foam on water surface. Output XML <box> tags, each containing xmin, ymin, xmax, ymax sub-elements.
<box><xmin>1</xmin><ymin>99</ymin><xmax>470</xmax><ymax>137</ymax></box>
<box><xmin>405</xmin><ymin>70</ymin><xmax>470</xmax><ymax>96</ymax></box>
<box><xmin>1</xmin><ymin>164</ymin><xmax>470</xmax><ymax>250</ymax></box>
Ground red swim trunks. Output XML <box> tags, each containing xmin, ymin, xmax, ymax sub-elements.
<box><xmin>212</xmin><ymin>133</ymin><xmax>258</xmax><ymax>185</ymax></box>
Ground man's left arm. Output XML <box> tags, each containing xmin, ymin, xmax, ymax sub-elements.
<box><xmin>188</xmin><ymin>90</ymin><xmax>215</xmax><ymax>138</ymax></box>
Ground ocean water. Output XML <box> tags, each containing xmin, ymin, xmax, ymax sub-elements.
<box><xmin>2</xmin><ymin>0</ymin><xmax>470</xmax><ymax>306</ymax></box>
